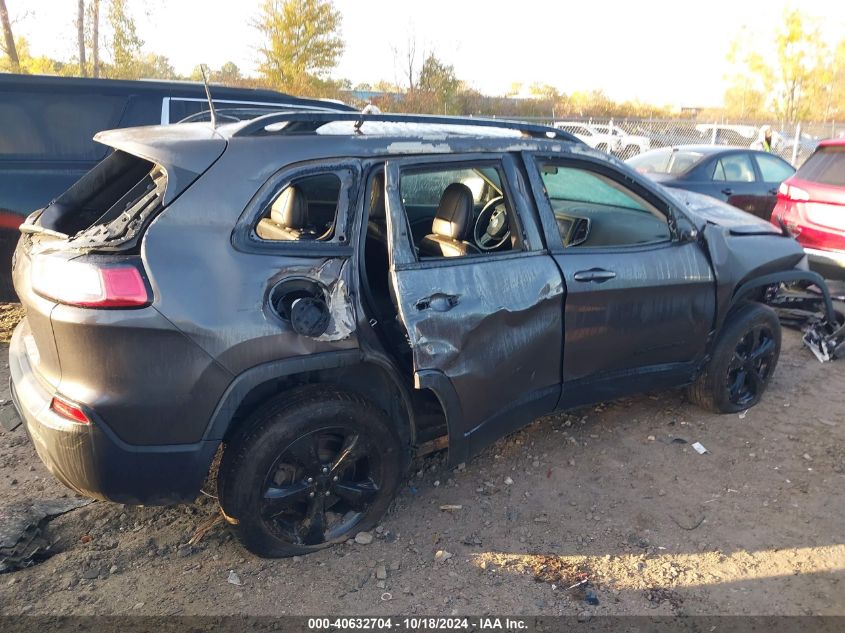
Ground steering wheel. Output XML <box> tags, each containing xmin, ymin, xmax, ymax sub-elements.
<box><xmin>473</xmin><ymin>196</ymin><xmax>511</xmax><ymax>251</ymax></box>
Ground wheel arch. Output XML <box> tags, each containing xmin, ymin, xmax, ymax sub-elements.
<box><xmin>204</xmin><ymin>351</ymin><xmax>417</xmax><ymax>461</ymax></box>
<box><xmin>722</xmin><ymin>269</ymin><xmax>836</xmax><ymax>331</ymax></box>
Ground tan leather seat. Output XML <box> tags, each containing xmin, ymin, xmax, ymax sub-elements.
<box><xmin>418</xmin><ymin>183</ymin><xmax>480</xmax><ymax>258</ymax></box>
<box><xmin>255</xmin><ymin>185</ymin><xmax>315</xmax><ymax>241</ymax></box>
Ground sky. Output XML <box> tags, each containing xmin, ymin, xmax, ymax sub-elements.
<box><xmin>11</xmin><ymin>0</ymin><xmax>845</xmax><ymax>107</ymax></box>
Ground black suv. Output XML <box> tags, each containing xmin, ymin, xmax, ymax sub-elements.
<box><xmin>8</xmin><ymin>112</ymin><xmax>842</xmax><ymax>558</ymax></box>
<box><xmin>0</xmin><ymin>74</ymin><xmax>354</xmax><ymax>301</ymax></box>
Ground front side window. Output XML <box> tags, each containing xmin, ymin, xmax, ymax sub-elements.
<box><xmin>396</xmin><ymin>163</ymin><xmax>522</xmax><ymax>259</ymax></box>
<box><xmin>255</xmin><ymin>173</ymin><xmax>341</xmax><ymax>242</ymax></box>
<box><xmin>712</xmin><ymin>154</ymin><xmax>756</xmax><ymax>182</ymax></box>
<box><xmin>538</xmin><ymin>161</ymin><xmax>671</xmax><ymax>248</ymax></box>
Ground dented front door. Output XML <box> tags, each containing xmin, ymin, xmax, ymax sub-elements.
<box><xmin>383</xmin><ymin>155</ymin><xmax>565</xmax><ymax>463</ymax></box>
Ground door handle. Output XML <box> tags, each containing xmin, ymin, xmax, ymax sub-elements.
<box><xmin>415</xmin><ymin>292</ymin><xmax>460</xmax><ymax>312</ymax></box>
<box><xmin>573</xmin><ymin>268</ymin><xmax>616</xmax><ymax>283</ymax></box>
<box><xmin>768</xmin><ymin>187</ymin><xmax>778</xmax><ymax>195</ymax></box>
<box><xmin>721</xmin><ymin>188</ymin><xmax>733</xmax><ymax>196</ymax></box>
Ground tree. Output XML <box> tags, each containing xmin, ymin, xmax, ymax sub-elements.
<box><xmin>724</xmin><ymin>10</ymin><xmax>829</xmax><ymax>122</ymax></box>
<box><xmin>77</xmin><ymin>1</ymin><xmax>86</xmax><ymax>76</ymax></box>
<box><xmin>0</xmin><ymin>0</ymin><xmax>20</xmax><ymax>72</ymax></box>
<box><xmin>215</xmin><ymin>61</ymin><xmax>242</xmax><ymax>84</ymax></box>
<box><xmin>134</xmin><ymin>53</ymin><xmax>176</xmax><ymax>79</ymax></box>
<box><xmin>0</xmin><ymin>37</ymin><xmax>63</xmax><ymax>74</ymax></box>
<box><xmin>89</xmin><ymin>0</ymin><xmax>100</xmax><ymax>77</ymax></box>
<box><xmin>255</xmin><ymin>0</ymin><xmax>344</xmax><ymax>95</ymax></box>
<box><xmin>417</xmin><ymin>53</ymin><xmax>460</xmax><ymax>113</ymax></box>
<box><xmin>107</xmin><ymin>0</ymin><xmax>143</xmax><ymax>79</ymax></box>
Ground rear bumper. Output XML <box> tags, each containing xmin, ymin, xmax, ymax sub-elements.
<box><xmin>8</xmin><ymin>321</ymin><xmax>219</xmax><ymax>505</ymax></box>
<box><xmin>804</xmin><ymin>247</ymin><xmax>845</xmax><ymax>281</ymax></box>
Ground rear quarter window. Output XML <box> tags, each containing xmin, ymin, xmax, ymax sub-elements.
<box><xmin>0</xmin><ymin>92</ymin><xmax>126</xmax><ymax>161</ymax></box>
<box><xmin>797</xmin><ymin>147</ymin><xmax>845</xmax><ymax>186</ymax></box>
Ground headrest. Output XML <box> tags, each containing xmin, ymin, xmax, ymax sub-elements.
<box><xmin>432</xmin><ymin>182</ymin><xmax>473</xmax><ymax>240</ymax></box>
<box><xmin>270</xmin><ymin>185</ymin><xmax>308</xmax><ymax>228</ymax></box>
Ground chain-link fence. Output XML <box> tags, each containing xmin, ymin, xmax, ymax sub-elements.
<box><xmin>504</xmin><ymin>116</ymin><xmax>845</xmax><ymax>167</ymax></box>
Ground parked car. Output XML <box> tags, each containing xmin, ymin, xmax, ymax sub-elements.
<box><xmin>779</xmin><ymin>130</ymin><xmax>820</xmax><ymax>163</ymax></box>
<box><xmin>553</xmin><ymin>121</ymin><xmax>619</xmax><ymax>153</ymax></box>
<box><xmin>0</xmin><ymin>74</ymin><xmax>355</xmax><ymax>301</ymax></box>
<box><xmin>771</xmin><ymin>139</ymin><xmax>845</xmax><ymax>280</ymax></box>
<box><xmin>8</xmin><ymin>112</ymin><xmax>831</xmax><ymax>558</ymax></box>
<box><xmin>645</xmin><ymin>122</ymin><xmax>700</xmax><ymax>149</ymax></box>
<box><xmin>627</xmin><ymin>145</ymin><xmax>795</xmax><ymax>219</ymax></box>
<box><xmin>589</xmin><ymin>123</ymin><xmax>650</xmax><ymax>158</ymax></box>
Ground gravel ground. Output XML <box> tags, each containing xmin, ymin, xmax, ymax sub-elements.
<box><xmin>0</xmin><ymin>321</ymin><xmax>843</xmax><ymax>617</ymax></box>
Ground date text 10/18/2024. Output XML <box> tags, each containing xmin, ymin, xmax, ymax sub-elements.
<box><xmin>307</xmin><ymin>617</ymin><xmax>528</xmax><ymax>630</ymax></box>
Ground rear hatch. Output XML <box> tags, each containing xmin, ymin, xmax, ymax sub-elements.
<box><xmin>778</xmin><ymin>144</ymin><xmax>845</xmax><ymax>250</ymax></box>
<box><xmin>12</xmin><ymin>123</ymin><xmax>226</xmax><ymax>388</ymax></box>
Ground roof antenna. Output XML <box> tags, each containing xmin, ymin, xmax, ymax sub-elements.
<box><xmin>199</xmin><ymin>64</ymin><xmax>217</xmax><ymax>128</ymax></box>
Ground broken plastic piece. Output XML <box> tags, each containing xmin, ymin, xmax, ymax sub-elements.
<box><xmin>692</xmin><ymin>442</ymin><xmax>708</xmax><ymax>455</ymax></box>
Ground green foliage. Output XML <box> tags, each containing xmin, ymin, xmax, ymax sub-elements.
<box><xmin>0</xmin><ymin>36</ymin><xmax>64</xmax><ymax>74</ymax></box>
<box><xmin>255</xmin><ymin>0</ymin><xmax>343</xmax><ymax>96</ymax></box>
<box><xmin>723</xmin><ymin>9</ymin><xmax>844</xmax><ymax>122</ymax></box>
<box><xmin>106</xmin><ymin>0</ymin><xmax>143</xmax><ymax>78</ymax></box>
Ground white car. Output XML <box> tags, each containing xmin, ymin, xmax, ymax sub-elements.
<box><xmin>553</xmin><ymin>122</ymin><xmax>620</xmax><ymax>153</ymax></box>
<box><xmin>590</xmin><ymin>124</ymin><xmax>651</xmax><ymax>158</ymax></box>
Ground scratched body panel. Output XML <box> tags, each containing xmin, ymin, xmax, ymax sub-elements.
<box><xmin>555</xmin><ymin>242</ymin><xmax>716</xmax><ymax>383</ymax></box>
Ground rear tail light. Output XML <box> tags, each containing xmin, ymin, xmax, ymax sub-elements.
<box><xmin>50</xmin><ymin>396</ymin><xmax>90</xmax><ymax>425</ymax></box>
<box><xmin>778</xmin><ymin>183</ymin><xmax>810</xmax><ymax>202</ymax></box>
<box><xmin>31</xmin><ymin>255</ymin><xmax>150</xmax><ymax>308</ymax></box>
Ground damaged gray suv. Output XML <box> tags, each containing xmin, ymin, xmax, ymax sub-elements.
<box><xmin>8</xmin><ymin>112</ymin><xmax>844</xmax><ymax>558</ymax></box>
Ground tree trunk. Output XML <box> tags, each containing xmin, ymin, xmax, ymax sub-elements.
<box><xmin>77</xmin><ymin>0</ymin><xmax>87</xmax><ymax>76</ymax></box>
<box><xmin>91</xmin><ymin>0</ymin><xmax>99</xmax><ymax>77</ymax></box>
<box><xmin>0</xmin><ymin>0</ymin><xmax>20</xmax><ymax>72</ymax></box>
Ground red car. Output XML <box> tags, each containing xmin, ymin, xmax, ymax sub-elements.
<box><xmin>772</xmin><ymin>139</ymin><xmax>845</xmax><ymax>280</ymax></box>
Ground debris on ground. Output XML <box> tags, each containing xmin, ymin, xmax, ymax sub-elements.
<box><xmin>434</xmin><ymin>550</ymin><xmax>453</xmax><ymax>562</ymax></box>
<box><xmin>691</xmin><ymin>442</ymin><xmax>708</xmax><ymax>455</ymax></box>
<box><xmin>187</xmin><ymin>513</ymin><xmax>224</xmax><ymax>546</ymax></box>
<box><xmin>226</xmin><ymin>570</ymin><xmax>242</xmax><ymax>586</ymax></box>
<box><xmin>0</xmin><ymin>498</ymin><xmax>92</xmax><ymax>573</ymax></box>
<box><xmin>354</xmin><ymin>531</ymin><xmax>374</xmax><ymax>545</ymax></box>
<box><xmin>439</xmin><ymin>505</ymin><xmax>462</xmax><ymax>512</ymax></box>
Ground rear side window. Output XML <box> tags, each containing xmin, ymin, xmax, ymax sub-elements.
<box><xmin>255</xmin><ymin>173</ymin><xmax>341</xmax><ymax>242</ymax></box>
<box><xmin>755</xmin><ymin>154</ymin><xmax>794</xmax><ymax>182</ymax></box>
<box><xmin>797</xmin><ymin>147</ymin><xmax>845</xmax><ymax>186</ymax></box>
<box><xmin>0</xmin><ymin>92</ymin><xmax>126</xmax><ymax>161</ymax></box>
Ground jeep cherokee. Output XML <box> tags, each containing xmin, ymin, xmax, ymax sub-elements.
<box><xmin>7</xmin><ymin>112</ymin><xmax>839</xmax><ymax>557</ymax></box>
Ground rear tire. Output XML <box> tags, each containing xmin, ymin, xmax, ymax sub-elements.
<box><xmin>688</xmin><ymin>303</ymin><xmax>781</xmax><ymax>413</ymax></box>
<box><xmin>218</xmin><ymin>385</ymin><xmax>404</xmax><ymax>558</ymax></box>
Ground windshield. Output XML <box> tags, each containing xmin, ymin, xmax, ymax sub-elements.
<box><xmin>627</xmin><ymin>148</ymin><xmax>704</xmax><ymax>175</ymax></box>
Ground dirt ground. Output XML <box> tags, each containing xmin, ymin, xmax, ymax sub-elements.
<box><xmin>0</xmin><ymin>314</ymin><xmax>843</xmax><ymax>617</ymax></box>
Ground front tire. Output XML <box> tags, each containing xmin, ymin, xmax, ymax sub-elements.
<box><xmin>218</xmin><ymin>385</ymin><xmax>403</xmax><ymax>557</ymax></box>
<box><xmin>688</xmin><ymin>303</ymin><xmax>781</xmax><ymax>413</ymax></box>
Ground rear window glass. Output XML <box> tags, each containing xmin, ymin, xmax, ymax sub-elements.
<box><xmin>0</xmin><ymin>92</ymin><xmax>126</xmax><ymax>161</ymax></box>
<box><xmin>796</xmin><ymin>146</ymin><xmax>845</xmax><ymax>186</ymax></box>
<box><xmin>628</xmin><ymin>149</ymin><xmax>703</xmax><ymax>175</ymax></box>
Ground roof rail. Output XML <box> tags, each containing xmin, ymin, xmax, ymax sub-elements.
<box><xmin>232</xmin><ymin>111</ymin><xmax>580</xmax><ymax>142</ymax></box>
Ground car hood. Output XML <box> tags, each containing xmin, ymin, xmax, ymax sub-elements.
<box><xmin>661</xmin><ymin>186</ymin><xmax>780</xmax><ymax>234</ymax></box>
